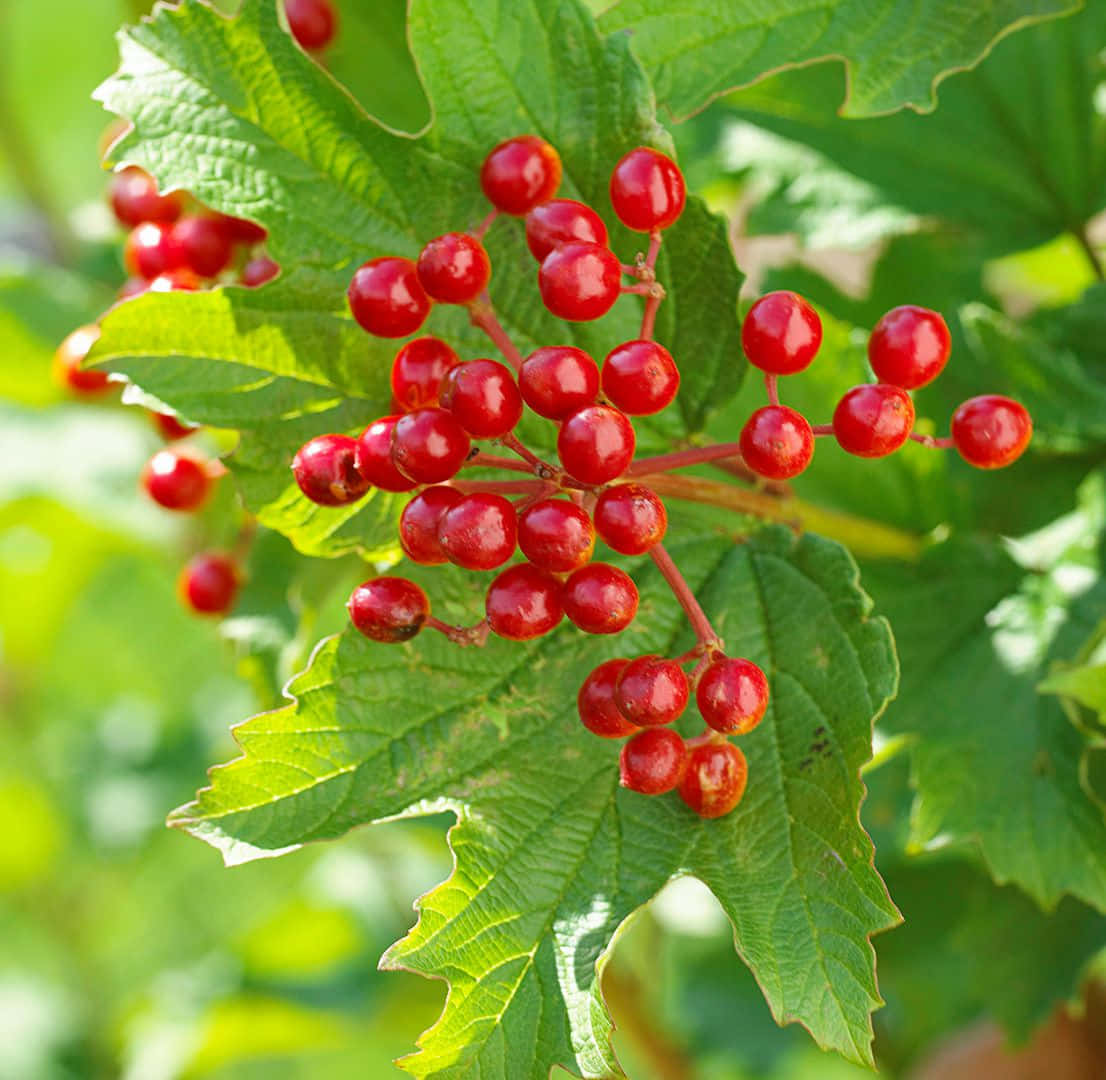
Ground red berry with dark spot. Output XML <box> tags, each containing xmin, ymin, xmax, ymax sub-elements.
<box><xmin>578</xmin><ymin>660</ymin><xmax>638</xmax><ymax>738</ymax></box>
<box><xmin>562</xmin><ymin>563</ymin><xmax>638</xmax><ymax>635</ymax></box>
<box><xmin>399</xmin><ymin>486</ymin><xmax>463</xmax><ymax>565</ymax></box>
<box><xmin>242</xmin><ymin>254</ymin><xmax>280</xmax><ymax>287</ymax></box>
<box><xmin>480</xmin><ymin>135</ymin><xmax>562</xmax><ymax>215</ymax></box>
<box><xmin>615</xmin><ymin>655</ymin><xmax>689</xmax><ymax>727</ymax></box>
<box><xmin>348</xmin><ymin>257</ymin><xmax>431</xmax><ymax>338</ymax></box>
<box><xmin>833</xmin><ymin>384</ymin><xmax>915</xmax><ymax>458</ymax></box>
<box><xmin>740</xmin><ymin>405</ymin><xmax>814</xmax><ymax>480</ymax></box>
<box><xmin>285</xmin><ymin>0</ymin><xmax>337</xmax><ymax>51</ymax></box>
<box><xmin>620</xmin><ymin>727</ymin><xmax>687</xmax><ymax>794</ymax></box>
<box><xmin>391</xmin><ymin>407</ymin><xmax>471</xmax><ymax>484</ymax></box>
<box><xmin>609</xmin><ymin>147</ymin><xmax>686</xmax><ymax>232</ymax></box>
<box><xmin>593</xmin><ymin>483</ymin><xmax>666</xmax><ymax>555</ymax></box>
<box><xmin>485</xmin><ymin>564</ymin><xmax>563</xmax><ymax>640</ymax></box>
<box><xmin>172</xmin><ymin>216</ymin><xmax>234</xmax><ymax>278</ymax></box>
<box><xmin>355</xmin><ymin>416</ymin><xmax>418</xmax><ymax>492</ymax></box>
<box><xmin>696</xmin><ymin>658</ymin><xmax>770</xmax><ymax>735</ymax></box>
<box><xmin>742</xmin><ymin>291</ymin><xmax>822</xmax><ymax>376</ymax></box>
<box><xmin>440</xmin><ymin>359</ymin><xmax>523</xmax><ymax>438</ymax></box>
<box><xmin>524</xmin><ymin>199</ymin><xmax>608</xmax><ymax>261</ymax></box>
<box><xmin>292</xmin><ymin>433</ymin><xmax>370</xmax><ymax>506</ymax></box>
<box><xmin>54</xmin><ymin>325</ymin><xmax>111</xmax><ymax>396</ymax></box>
<box><xmin>557</xmin><ymin>404</ymin><xmax>635</xmax><ymax>484</ymax></box>
<box><xmin>679</xmin><ymin>741</ymin><xmax>748</xmax><ymax>818</ymax></box>
<box><xmin>538</xmin><ymin>242</ymin><xmax>621</xmax><ymax>321</ymax></box>
<box><xmin>109</xmin><ymin>166</ymin><xmax>184</xmax><ymax>227</ymax></box>
<box><xmin>416</xmin><ymin>232</ymin><xmax>491</xmax><ymax>304</ymax></box>
<box><xmin>391</xmin><ymin>336</ymin><xmax>460</xmax><ymax>413</ymax></box>
<box><xmin>124</xmin><ymin>222</ymin><xmax>182</xmax><ymax>280</ymax></box>
<box><xmin>141</xmin><ymin>449</ymin><xmax>213</xmax><ymax>511</ymax></box>
<box><xmin>348</xmin><ymin>577</ymin><xmax>429</xmax><ymax>643</ymax></box>
<box><xmin>869</xmin><ymin>305</ymin><xmax>951</xmax><ymax>390</ymax></box>
<box><xmin>951</xmin><ymin>395</ymin><xmax>1033</xmax><ymax>469</ymax></box>
<box><xmin>518</xmin><ymin>346</ymin><xmax>599</xmax><ymax>420</ymax></box>
<box><xmin>178</xmin><ymin>552</ymin><xmax>240</xmax><ymax>616</ymax></box>
<box><xmin>152</xmin><ymin>411</ymin><xmax>197</xmax><ymax>441</ymax></box>
<box><xmin>437</xmin><ymin>492</ymin><xmax>517</xmax><ymax>571</ymax></box>
<box><xmin>517</xmin><ymin>499</ymin><xmax>595</xmax><ymax>573</ymax></box>
<box><xmin>602</xmin><ymin>340</ymin><xmax>680</xmax><ymax>416</ymax></box>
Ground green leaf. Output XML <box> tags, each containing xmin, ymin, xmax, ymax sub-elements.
<box><xmin>598</xmin><ymin>0</ymin><xmax>1081</xmax><ymax>121</ymax></box>
<box><xmin>1041</xmin><ymin>663</ymin><xmax>1106</xmax><ymax>715</ymax></box>
<box><xmin>172</xmin><ymin>526</ymin><xmax>899</xmax><ymax>1073</ymax></box>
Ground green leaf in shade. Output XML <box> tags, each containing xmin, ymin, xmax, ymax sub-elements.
<box><xmin>1041</xmin><ymin>663</ymin><xmax>1106</xmax><ymax>716</ymax></box>
<box><xmin>171</xmin><ymin>526</ymin><xmax>899</xmax><ymax>1073</ymax></box>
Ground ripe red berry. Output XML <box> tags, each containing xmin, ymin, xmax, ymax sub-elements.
<box><xmin>348</xmin><ymin>257</ymin><xmax>432</xmax><ymax>338</ymax></box>
<box><xmin>178</xmin><ymin>552</ymin><xmax>240</xmax><ymax>616</ymax></box>
<box><xmin>951</xmin><ymin>395</ymin><xmax>1033</xmax><ymax>469</ymax></box>
<box><xmin>696</xmin><ymin>658</ymin><xmax>770</xmax><ymax>735</ymax></box>
<box><xmin>348</xmin><ymin>577</ymin><xmax>429</xmax><ymax>643</ymax></box>
<box><xmin>577</xmin><ymin>659</ymin><xmax>638</xmax><ymax>738</ymax></box>
<box><xmin>832</xmin><ymin>384</ymin><xmax>915</xmax><ymax>458</ymax></box>
<box><xmin>355</xmin><ymin>416</ymin><xmax>418</xmax><ymax>492</ymax></box>
<box><xmin>141</xmin><ymin>449</ymin><xmax>213</xmax><ymax>511</ymax></box>
<box><xmin>593</xmin><ymin>483</ymin><xmax>666</xmax><ymax>555</ymax></box>
<box><xmin>518</xmin><ymin>346</ymin><xmax>599</xmax><ymax>420</ymax></box>
<box><xmin>524</xmin><ymin>199</ymin><xmax>608</xmax><ymax>261</ymax></box>
<box><xmin>54</xmin><ymin>325</ymin><xmax>111</xmax><ymax>395</ymax></box>
<box><xmin>538</xmin><ymin>242</ymin><xmax>621</xmax><ymax>322</ymax></box>
<box><xmin>292</xmin><ymin>433</ymin><xmax>370</xmax><ymax>506</ymax></box>
<box><xmin>399</xmin><ymin>486</ymin><xmax>463</xmax><ymax>565</ymax></box>
<box><xmin>602</xmin><ymin>340</ymin><xmax>680</xmax><ymax>416</ymax></box>
<box><xmin>615</xmin><ymin>655</ymin><xmax>689</xmax><ymax>727</ymax></box>
<box><xmin>416</xmin><ymin>233</ymin><xmax>491</xmax><ymax>305</ymax></box>
<box><xmin>242</xmin><ymin>254</ymin><xmax>280</xmax><ymax>287</ymax></box>
<box><xmin>172</xmin><ymin>215</ymin><xmax>234</xmax><ymax>278</ymax></box>
<box><xmin>557</xmin><ymin>404</ymin><xmax>635</xmax><ymax>485</ymax></box>
<box><xmin>485</xmin><ymin>564</ymin><xmax>563</xmax><ymax>640</ymax></box>
<box><xmin>439</xmin><ymin>359</ymin><xmax>523</xmax><ymax>438</ymax></box>
<box><xmin>148</xmin><ymin>269</ymin><xmax>202</xmax><ymax>293</ymax></box>
<box><xmin>562</xmin><ymin>563</ymin><xmax>638</xmax><ymax>635</ymax></box>
<box><xmin>742</xmin><ymin>291</ymin><xmax>822</xmax><ymax>375</ymax></box>
<box><xmin>217</xmin><ymin>214</ymin><xmax>268</xmax><ymax>246</ymax></box>
<box><xmin>124</xmin><ymin>222</ymin><xmax>182</xmax><ymax>280</ymax></box>
<box><xmin>109</xmin><ymin>166</ymin><xmax>184</xmax><ymax>227</ymax></box>
<box><xmin>390</xmin><ymin>407</ymin><xmax>471</xmax><ymax>483</ymax></box>
<box><xmin>437</xmin><ymin>492</ymin><xmax>517</xmax><ymax>571</ymax></box>
<box><xmin>391</xmin><ymin>336</ymin><xmax>460</xmax><ymax>412</ymax></box>
<box><xmin>517</xmin><ymin>499</ymin><xmax>595</xmax><ymax>572</ymax></box>
<box><xmin>869</xmin><ymin>305</ymin><xmax>951</xmax><ymax>390</ymax></box>
<box><xmin>620</xmin><ymin>728</ymin><xmax>687</xmax><ymax>795</ymax></box>
<box><xmin>152</xmin><ymin>411</ymin><xmax>197</xmax><ymax>441</ymax></box>
<box><xmin>285</xmin><ymin>0</ymin><xmax>338</xmax><ymax>51</ymax></box>
<box><xmin>609</xmin><ymin>147</ymin><xmax>686</xmax><ymax>233</ymax></box>
<box><xmin>480</xmin><ymin>135</ymin><xmax>562</xmax><ymax>215</ymax></box>
<box><xmin>739</xmin><ymin>405</ymin><xmax>814</xmax><ymax>480</ymax></box>
<box><xmin>679</xmin><ymin>741</ymin><xmax>748</xmax><ymax>818</ymax></box>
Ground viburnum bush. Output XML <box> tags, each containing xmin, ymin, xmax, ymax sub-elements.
<box><xmin>58</xmin><ymin>0</ymin><xmax>1106</xmax><ymax>1074</ymax></box>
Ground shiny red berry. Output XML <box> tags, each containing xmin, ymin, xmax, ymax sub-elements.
<box><xmin>578</xmin><ymin>660</ymin><xmax>638</xmax><ymax>738</ymax></box>
<box><xmin>109</xmin><ymin>166</ymin><xmax>184</xmax><ymax>227</ymax></box>
<box><xmin>285</xmin><ymin>0</ymin><xmax>337</xmax><ymax>51</ymax></box>
<box><xmin>391</xmin><ymin>336</ymin><xmax>459</xmax><ymax>412</ymax></box>
<box><xmin>355</xmin><ymin>416</ymin><xmax>418</xmax><ymax>492</ymax></box>
<box><xmin>609</xmin><ymin>147</ymin><xmax>686</xmax><ymax>232</ymax></box>
<box><xmin>348</xmin><ymin>577</ymin><xmax>429</xmax><ymax>643</ymax></box>
<box><xmin>437</xmin><ymin>492</ymin><xmax>517</xmax><ymax>571</ymax></box>
<box><xmin>868</xmin><ymin>305</ymin><xmax>951</xmax><ymax>390</ymax></box>
<box><xmin>148</xmin><ymin>269</ymin><xmax>202</xmax><ymax>293</ymax></box>
<box><xmin>348</xmin><ymin>257</ymin><xmax>431</xmax><ymax>338</ymax></box>
<box><xmin>440</xmin><ymin>359</ymin><xmax>523</xmax><ymax>438</ymax></box>
<box><xmin>742</xmin><ymin>291</ymin><xmax>822</xmax><ymax>375</ymax></box>
<box><xmin>518</xmin><ymin>346</ymin><xmax>599</xmax><ymax>420</ymax></box>
<box><xmin>740</xmin><ymin>405</ymin><xmax>814</xmax><ymax>480</ymax></box>
<box><xmin>416</xmin><ymin>232</ymin><xmax>491</xmax><ymax>304</ymax></box>
<box><xmin>593</xmin><ymin>483</ymin><xmax>666</xmax><ymax>555</ymax></box>
<box><xmin>54</xmin><ymin>325</ymin><xmax>111</xmax><ymax>396</ymax></box>
<box><xmin>832</xmin><ymin>384</ymin><xmax>915</xmax><ymax>458</ymax></box>
<box><xmin>141</xmin><ymin>449</ymin><xmax>213</xmax><ymax>511</ymax></box>
<box><xmin>615</xmin><ymin>655</ymin><xmax>689</xmax><ymax>727</ymax></box>
<box><xmin>178</xmin><ymin>553</ymin><xmax>240</xmax><ymax>616</ymax></box>
<box><xmin>538</xmin><ymin>242</ymin><xmax>621</xmax><ymax>321</ymax></box>
<box><xmin>217</xmin><ymin>214</ymin><xmax>268</xmax><ymax>246</ymax></box>
<box><xmin>480</xmin><ymin>135</ymin><xmax>562</xmax><ymax>215</ymax></box>
<box><xmin>557</xmin><ymin>404</ymin><xmax>635</xmax><ymax>484</ymax></box>
<box><xmin>292</xmin><ymin>433</ymin><xmax>370</xmax><ymax>506</ymax></box>
<box><xmin>524</xmin><ymin>199</ymin><xmax>608</xmax><ymax>261</ymax></box>
<box><xmin>562</xmin><ymin>563</ymin><xmax>638</xmax><ymax>635</ymax></box>
<box><xmin>390</xmin><ymin>407</ymin><xmax>471</xmax><ymax>484</ymax></box>
<box><xmin>124</xmin><ymin>222</ymin><xmax>182</xmax><ymax>280</ymax></box>
<box><xmin>242</xmin><ymin>254</ymin><xmax>280</xmax><ymax>287</ymax></box>
<box><xmin>620</xmin><ymin>728</ymin><xmax>687</xmax><ymax>795</ymax></box>
<box><xmin>172</xmin><ymin>215</ymin><xmax>234</xmax><ymax>278</ymax></box>
<box><xmin>399</xmin><ymin>486</ymin><xmax>463</xmax><ymax>565</ymax></box>
<box><xmin>679</xmin><ymin>742</ymin><xmax>748</xmax><ymax>818</ymax></box>
<box><xmin>152</xmin><ymin>411</ymin><xmax>197</xmax><ymax>441</ymax></box>
<box><xmin>951</xmin><ymin>395</ymin><xmax>1033</xmax><ymax>469</ymax></box>
<box><xmin>696</xmin><ymin>658</ymin><xmax>770</xmax><ymax>735</ymax></box>
<box><xmin>602</xmin><ymin>340</ymin><xmax>680</xmax><ymax>415</ymax></box>
<box><xmin>485</xmin><ymin>564</ymin><xmax>563</xmax><ymax>640</ymax></box>
<box><xmin>517</xmin><ymin>499</ymin><xmax>595</xmax><ymax>572</ymax></box>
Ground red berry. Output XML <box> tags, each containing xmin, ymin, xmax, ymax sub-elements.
<box><xmin>355</xmin><ymin>416</ymin><xmax>418</xmax><ymax>492</ymax></box>
<box><xmin>54</xmin><ymin>325</ymin><xmax>111</xmax><ymax>396</ymax></box>
<box><xmin>348</xmin><ymin>257</ymin><xmax>431</xmax><ymax>338</ymax></box>
<box><xmin>172</xmin><ymin>215</ymin><xmax>234</xmax><ymax>278</ymax></box>
<box><xmin>524</xmin><ymin>199</ymin><xmax>608</xmax><ymax>261</ymax></box>
<box><xmin>609</xmin><ymin>147</ymin><xmax>686</xmax><ymax>232</ymax></box>
<box><xmin>517</xmin><ymin>499</ymin><xmax>595</xmax><ymax>572</ymax></box>
<box><xmin>391</xmin><ymin>336</ymin><xmax>460</xmax><ymax>412</ymax></box>
<box><xmin>242</xmin><ymin>254</ymin><xmax>280</xmax><ymax>287</ymax></box>
<box><xmin>216</xmin><ymin>214</ymin><xmax>268</xmax><ymax>246</ymax></box>
<box><xmin>399</xmin><ymin>486</ymin><xmax>463</xmax><ymax>565</ymax></box>
<box><xmin>292</xmin><ymin>433</ymin><xmax>370</xmax><ymax>506</ymax></box>
<box><xmin>109</xmin><ymin>166</ymin><xmax>184</xmax><ymax>227</ymax></box>
<box><xmin>124</xmin><ymin>222</ymin><xmax>182</xmax><ymax>280</ymax></box>
<box><xmin>593</xmin><ymin>483</ymin><xmax>666</xmax><ymax>555</ymax></box>
<box><xmin>615</xmin><ymin>655</ymin><xmax>689</xmax><ymax>727</ymax></box>
<box><xmin>869</xmin><ymin>305</ymin><xmax>950</xmax><ymax>390</ymax></box>
<box><xmin>742</xmin><ymin>291</ymin><xmax>822</xmax><ymax>376</ymax></box>
<box><xmin>577</xmin><ymin>659</ymin><xmax>637</xmax><ymax>738</ymax></box>
<box><xmin>480</xmin><ymin>135</ymin><xmax>562</xmax><ymax>215</ymax></box>
<box><xmin>439</xmin><ymin>359</ymin><xmax>523</xmax><ymax>438</ymax></box>
<box><xmin>348</xmin><ymin>577</ymin><xmax>429</xmax><ymax>643</ymax></box>
<box><xmin>485</xmin><ymin>564</ymin><xmax>563</xmax><ymax>640</ymax></box>
<box><xmin>951</xmin><ymin>395</ymin><xmax>1033</xmax><ymax>469</ymax></box>
<box><xmin>152</xmin><ymin>411</ymin><xmax>197</xmax><ymax>441</ymax></box>
<box><xmin>178</xmin><ymin>552</ymin><xmax>240</xmax><ymax>616</ymax></box>
<box><xmin>679</xmin><ymin>742</ymin><xmax>748</xmax><ymax>818</ymax></box>
<box><xmin>602</xmin><ymin>340</ymin><xmax>680</xmax><ymax>416</ymax></box>
<box><xmin>416</xmin><ymin>232</ymin><xmax>491</xmax><ymax>305</ymax></box>
<box><xmin>437</xmin><ymin>493</ymin><xmax>517</xmax><ymax>571</ymax></box>
<box><xmin>557</xmin><ymin>404</ymin><xmax>635</xmax><ymax>484</ymax></box>
<box><xmin>285</xmin><ymin>0</ymin><xmax>337</xmax><ymax>51</ymax></box>
<box><xmin>141</xmin><ymin>449</ymin><xmax>213</xmax><ymax>511</ymax></box>
<box><xmin>538</xmin><ymin>242</ymin><xmax>622</xmax><ymax>322</ymax></box>
<box><xmin>739</xmin><ymin>405</ymin><xmax>814</xmax><ymax>480</ymax></box>
<box><xmin>832</xmin><ymin>384</ymin><xmax>915</xmax><ymax>458</ymax></box>
<box><xmin>696</xmin><ymin>658</ymin><xmax>769</xmax><ymax>735</ymax></box>
<box><xmin>148</xmin><ymin>269</ymin><xmax>202</xmax><ymax>293</ymax></box>
<box><xmin>518</xmin><ymin>346</ymin><xmax>599</xmax><ymax>420</ymax></box>
<box><xmin>562</xmin><ymin>563</ymin><xmax>638</xmax><ymax>635</ymax></box>
<box><xmin>391</xmin><ymin>407</ymin><xmax>471</xmax><ymax>483</ymax></box>
<box><xmin>620</xmin><ymin>728</ymin><xmax>687</xmax><ymax>795</ymax></box>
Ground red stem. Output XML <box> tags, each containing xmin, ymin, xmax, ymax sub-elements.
<box><xmin>649</xmin><ymin>542</ymin><xmax>721</xmax><ymax>648</ymax></box>
<box><xmin>499</xmin><ymin>432</ymin><xmax>545</xmax><ymax>469</ymax></box>
<box><xmin>641</xmin><ymin>293</ymin><xmax>661</xmax><ymax>340</ymax></box>
<box><xmin>468</xmin><ymin>293</ymin><xmax>525</xmax><ymax>371</ymax></box>
<box><xmin>626</xmin><ymin>442</ymin><xmax>744</xmax><ymax>477</ymax></box>
<box><xmin>766</xmin><ymin>374</ymin><xmax>779</xmax><ymax>407</ymax></box>
<box><xmin>621</xmin><ymin>282</ymin><xmax>653</xmax><ymax>296</ymax></box>
<box><xmin>645</xmin><ymin>230</ymin><xmax>662</xmax><ymax>270</ymax></box>
<box><xmin>470</xmin><ymin>209</ymin><xmax>498</xmax><ymax>241</ymax></box>
<box><xmin>910</xmin><ymin>432</ymin><xmax>955</xmax><ymax>449</ymax></box>
<box><xmin>810</xmin><ymin>424</ymin><xmax>834</xmax><ymax>436</ymax></box>
<box><xmin>425</xmin><ymin>616</ymin><xmax>491</xmax><ymax>648</ymax></box>
<box><xmin>451</xmin><ymin>478</ymin><xmax>548</xmax><ymax>496</ymax></box>
<box><xmin>463</xmin><ymin>451</ymin><xmax>534</xmax><ymax>474</ymax></box>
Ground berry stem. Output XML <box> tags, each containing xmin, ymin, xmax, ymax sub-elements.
<box><xmin>810</xmin><ymin>424</ymin><xmax>834</xmax><ymax>436</ymax></box>
<box><xmin>909</xmin><ymin>432</ymin><xmax>955</xmax><ymax>449</ymax></box>
<box><xmin>765</xmin><ymin>374</ymin><xmax>780</xmax><ymax>407</ymax></box>
<box><xmin>498</xmin><ymin>431</ymin><xmax>545</xmax><ymax>469</ymax></box>
<box><xmin>626</xmin><ymin>442</ymin><xmax>745</xmax><ymax>476</ymax></box>
<box><xmin>468</xmin><ymin>292</ymin><xmax>525</xmax><ymax>371</ymax></box>
<box><xmin>621</xmin><ymin>282</ymin><xmax>653</xmax><ymax>296</ymax></box>
<box><xmin>640</xmin><ymin>291</ymin><xmax>662</xmax><ymax>341</ymax></box>
<box><xmin>649</xmin><ymin>542</ymin><xmax>721</xmax><ymax>649</ymax></box>
<box><xmin>471</xmin><ymin>209</ymin><xmax>498</xmax><ymax>241</ymax></box>
<box><xmin>425</xmin><ymin>616</ymin><xmax>491</xmax><ymax>647</ymax></box>
<box><xmin>451</xmin><ymin>478</ymin><xmax>549</xmax><ymax>497</ymax></box>
<box><xmin>232</xmin><ymin>515</ymin><xmax>258</xmax><ymax>561</ymax></box>
<box><xmin>645</xmin><ymin>229</ymin><xmax>662</xmax><ymax>271</ymax></box>
<box><xmin>463</xmin><ymin>451</ymin><xmax>535</xmax><ymax>474</ymax></box>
